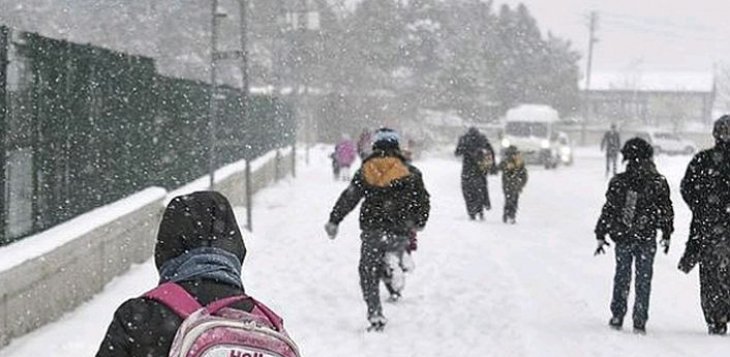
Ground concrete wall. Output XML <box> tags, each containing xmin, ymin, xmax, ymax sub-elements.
<box><xmin>0</xmin><ymin>148</ymin><xmax>295</xmax><ymax>348</ymax></box>
<box><xmin>0</xmin><ymin>189</ymin><xmax>165</xmax><ymax>347</ymax></box>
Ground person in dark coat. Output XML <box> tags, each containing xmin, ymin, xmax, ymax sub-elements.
<box><xmin>455</xmin><ymin>127</ymin><xmax>496</xmax><ymax>220</ymax></box>
<box><xmin>678</xmin><ymin>115</ymin><xmax>730</xmax><ymax>335</ymax></box>
<box><xmin>594</xmin><ymin>137</ymin><xmax>674</xmax><ymax>334</ymax></box>
<box><xmin>324</xmin><ymin>128</ymin><xmax>430</xmax><ymax>331</ymax></box>
<box><xmin>96</xmin><ymin>191</ymin><xmax>275</xmax><ymax>356</ymax></box>
<box><xmin>498</xmin><ymin>146</ymin><xmax>528</xmax><ymax>224</ymax></box>
<box><xmin>601</xmin><ymin>124</ymin><xmax>622</xmax><ymax>177</ymax></box>
<box><xmin>357</xmin><ymin>128</ymin><xmax>372</xmax><ymax>159</ymax></box>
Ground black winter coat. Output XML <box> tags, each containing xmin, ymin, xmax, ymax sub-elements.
<box><xmin>595</xmin><ymin>161</ymin><xmax>674</xmax><ymax>243</ymax></box>
<box><xmin>329</xmin><ymin>150</ymin><xmax>430</xmax><ymax>235</ymax></box>
<box><xmin>498</xmin><ymin>154</ymin><xmax>528</xmax><ymax>193</ymax></box>
<box><xmin>679</xmin><ymin>143</ymin><xmax>730</xmax><ymax>266</ymax></box>
<box><xmin>455</xmin><ymin>130</ymin><xmax>495</xmax><ymax>176</ymax></box>
<box><xmin>96</xmin><ymin>192</ymin><xmax>254</xmax><ymax>357</ymax></box>
<box><xmin>96</xmin><ymin>280</ymin><xmax>254</xmax><ymax>357</ymax></box>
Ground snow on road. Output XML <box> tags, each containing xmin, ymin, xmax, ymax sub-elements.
<box><xmin>1</xmin><ymin>146</ymin><xmax>726</xmax><ymax>356</ymax></box>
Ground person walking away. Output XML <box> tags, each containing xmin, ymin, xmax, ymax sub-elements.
<box><xmin>601</xmin><ymin>124</ymin><xmax>622</xmax><ymax>177</ymax></box>
<box><xmin>334</xmin><ymin>135</ymin><xmax>357</xmax><ymax>181</ymax></box>
<box><xmin>455</xmin><ymin>127</ymin><xmax>496</xmax><ymax>220</ymax></box>
<box><xmin>329</xmin><ymin>151</ymin><xmax>341</xmax><ymax>180</ymax></box>
<box><xmin>324</xmin><ymin>128</ymin><xmax>430</xmax><ymax>331</ymax></box>
<box><xmin>594</xmin><ymin>138</ymin><xmax>674</xmax><ymax>334</ymax></box>
<box><xmin>678</xmin><ymin>115</ymin><xmax>730</xmax><ymax>335</ymax></box>
<box><xmin>498</xmin><ymin>146</ymin><xmax>528</xmax><ymax>224</ymax></box>
<box><xmin>96</xmin><ymin>191</ymin><xmax>298</xmax><ymax>356</ymax></box>
<box><xmin>357</xmin><ymin>128</ymin><xmax>372</xmax><ymax>159</ymax></box>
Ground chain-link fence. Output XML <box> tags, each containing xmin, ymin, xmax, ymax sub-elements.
<box><xmin>0</xmin><ymin>26</ymin><xmax>294</xmax><ymax>245</ymax></box>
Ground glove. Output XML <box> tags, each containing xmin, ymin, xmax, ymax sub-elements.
<box><xmin>678</xmin><ymin>249</ymin><xmax>699</xmax><ymax>273</ymax></box>
<box><xmin>659</xmin><ymin>237</ymin><xmax>670</xmax><ymax>254</ymax></box>
<box><xmin>678</xmin><ymin>258</ymin><xmax>694</xmax><ymax>274</ymax></box>
<box><xmin>406</xmin><ymin>231</ymin><xmax>418</xmax><ymax>253</ymax></box>
<box><xmin>594</xmin><ymin>238</ymin><xmax>610</xmax><ymax>256</ymax></box>
<box><xmin>324</xmin><ymin>222</ymin><xmax>338</xmax><ymax>240</ymax></box>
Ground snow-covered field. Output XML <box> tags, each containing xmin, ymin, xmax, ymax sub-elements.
<box><xmin>0</xmin><ymin>146</ymin><xmax>726</xmax><ymax>356</ymax></box>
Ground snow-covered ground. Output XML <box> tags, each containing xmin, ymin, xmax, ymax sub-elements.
<box><xmin>0</xmin><ymin>146</ymin><xmax>726</xmax><ymax>356</ymax></box>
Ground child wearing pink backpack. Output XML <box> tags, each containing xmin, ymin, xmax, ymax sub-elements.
<box><xmin>96</xmin><ymin>191</ymin><xmax>299</xmax><ymax>357</ymax></box>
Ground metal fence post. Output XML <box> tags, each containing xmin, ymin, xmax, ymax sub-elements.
<box><xmin>291</xmin><ymin>143</ymin><xmax>297</xmax><ymax>178</ymax></box>
<box><xmin>0</xmin><ymin>26</ymin><xmax>8</xmax><ymax>243</ymax></box>
<box><xmin>245</xmin><ymin>158</ymin><xmax>252</xmax><ymax>232</ymax></box>
<box><xmin>274</xmin><ymin>149</ymin><xmax>281</xmax><ymax>181</ymax></box>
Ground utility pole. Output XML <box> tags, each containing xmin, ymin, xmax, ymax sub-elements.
<box><xmin>581</xmin><ymin>11</ymin><xmax>599</xmax><ymax>146</ymax></box>
<box><xmin>300</xmin><ymin>0</ymin><xmax>311</xmax><ymax>165</ymax></box>
<box><xmin>237</xmin><ymin>0</ymin><xmax>252</xmax><ymax>232</ymax></box>
<box><xmin>208</xmin><ymin>0</ymin><xmax>222</xmax><ymax>189</ymax></box>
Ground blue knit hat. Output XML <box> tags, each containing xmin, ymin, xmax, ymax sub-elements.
<box><xmin>372</xmin><ymin>127</ymin><xmax>400</xmax><ymax>150</ymax></box>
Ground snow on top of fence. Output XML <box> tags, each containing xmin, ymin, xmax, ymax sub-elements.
<box><xmin>0</xmin><ymin>187</ymin><xmax>167</xmax><ymax>273</ymax></box>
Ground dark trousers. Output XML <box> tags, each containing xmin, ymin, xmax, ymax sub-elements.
<box><xmin>606</xmin><ymin>153</ymin><xmax>618</xmax><ymax>177</ymax></box>
<box><xmin>611</xmin><ymin>240</ymin><xmax>657</xmax><ymax>324</ymax></box>
<box><xmin>359</xmin><ymin>230</ymin><xmax>409</xmax><ymax>319</ymax></box>
<box><xmin>503</xmin><ymin>190</ymin><xmax>520</xmax><ymax>221</ymax></box>
<box><xmin>699</xmin><ymin>252</ymin><xmax>730</xmax><ymax>326</ymax></box>
<box><xmin>461</xmin><ymin>173</ymin><xmax>490</xmax><ymax>217</ymax></box>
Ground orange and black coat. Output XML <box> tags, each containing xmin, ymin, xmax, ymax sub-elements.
<box><xmin>329</xmin><ymin>150</ymin><xmax>430</xmax><ymax>235</ymax></box>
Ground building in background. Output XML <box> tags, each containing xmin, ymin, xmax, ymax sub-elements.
<box><xmin>582</xmin><ymin>72</ymin><xmax>715</xmax><ymax>131</ymax></box>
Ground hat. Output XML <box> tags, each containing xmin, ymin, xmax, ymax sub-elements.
<box><xmin>621</xmin><ymin>137</ymin><xmax>653</xmax><ymax>162</ymax></box>
<box><xmin>713</xmin><ymin>115</ymin><xmax>730</xmax><ymax>144</ymax></box>
<box><xmin>504</xmin><ymin>145</ymin><xmax>519</xmax><ymax>156</ymax></box>
<box><xmin>372</xmin><ymin>127</ymin><xmax>400</xmax><ymax>151</ymax></box>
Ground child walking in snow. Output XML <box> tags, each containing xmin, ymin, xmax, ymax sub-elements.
<box><xmin>498</xmin><ymin>146</ymin><xmax>527</xmax><ymax>224</ymax></box>
<box><xmin>594</xmin><ymin>138</ymin><xmax>674</xmax><ymax>334</ymax></box>
<box><xmin>324</xmin><ymin>128</ymin><xmax>430</xmax><ymax>331</ymax></box>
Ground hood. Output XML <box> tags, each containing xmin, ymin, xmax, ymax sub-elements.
<box><xmin>154</xmin><ymin>191</ymin><xmax>246</xmax><ymax>271</ymax></box>
<box><xmin>362</xmin><ymin>155</ymin><xmax>411</xmax><ymax>187</ymax></box>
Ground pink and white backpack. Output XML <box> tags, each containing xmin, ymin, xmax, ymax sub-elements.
<box><xmin>145</xmin><ymin>282</ymin><xmax>300</xmax><ymax>357</ymax></box>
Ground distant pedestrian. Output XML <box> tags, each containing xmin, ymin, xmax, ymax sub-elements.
<box><xmin>334</xmin><ymin>135</ymin><xmax>357</xmax><ymax>181</ymax></box>
<box><xmin>455</xmin><ymin>127</ymin><xmax>496</xmax><ymax>220</ymax></box>
<box><xmin>678</xmin><ymin>115</ymin><xmax>730</xmax><ymax>335</ymax></box>
<box><xmin>594</xmin><ymin>138</ymin><xmax>674</xmax><ymax>334</ymax></box>
<box><xmin>601</xmin><ymin>124</ymin><xmax>622</xmax><ymax>177</ymax></box>
<box><xmin>498</xmin><ymin>146</ymin><xmax>527</xmax><ymax>224</ymax></box>
<box><xmin>357</xmin><ymin>128</ymin><xmax>372</xmax><ymax>159</ymax></box>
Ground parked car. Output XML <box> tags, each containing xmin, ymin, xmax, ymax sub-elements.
<box><xmin>500</xmin><ymin>104</ymin><xmax>562</xmax><ymax>169</ymax></box>
<box><xmin>634</xmin><ymin>129</ymin><xmax>697</xmax><ymax>155</ymax></box>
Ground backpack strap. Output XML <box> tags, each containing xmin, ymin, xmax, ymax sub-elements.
<box><xmin>205</xmin><ymin>295</ymin><xmax>285</xmax><ymax>332</ymax></box>
<box><xmin>144</xmin><ymin>282</ymin><xmax>202</xmax><ymax>319</ymax></box>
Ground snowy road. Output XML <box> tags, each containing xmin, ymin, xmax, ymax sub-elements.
<box><xmin>1</xmin><ymin>146</ymin><xmax>727</xmax><ymax>356</ymax></box>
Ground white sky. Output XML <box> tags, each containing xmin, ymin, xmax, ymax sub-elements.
<box><xmin>498</xmin><ymin>0</ymin><xmax>730</xmax><ymax>74</ymax></box>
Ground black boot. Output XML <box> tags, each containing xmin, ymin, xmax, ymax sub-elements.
<box><xmin>608</xmin><ymin>316</ymin><xmax>623</xmax><ymax>330</ymax></box>
<box><xmin>367</xmin><ymin>314</ymin><xmax>387</xmax><ymax>332</ymax></box>
<box><xmin>633</xmin><ymin>321</ymin><xmax>646</xmax><ymax>335</ymax></box>
<box><xmin>708</xmin><ymin>323</ymin><xmax>728</xmax><ymax>335</ymax></box>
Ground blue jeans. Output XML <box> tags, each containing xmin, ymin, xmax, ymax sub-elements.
<box><xmin>610</xmin><ymin>240</ymin><xmax>657</xmax><ymax>324</ymax></box>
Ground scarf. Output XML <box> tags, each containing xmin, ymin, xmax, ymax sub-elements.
<box><xmin>158</xmin><ymin>247</ymin><xmax>244</xmax><ymax>290</ymax></box>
